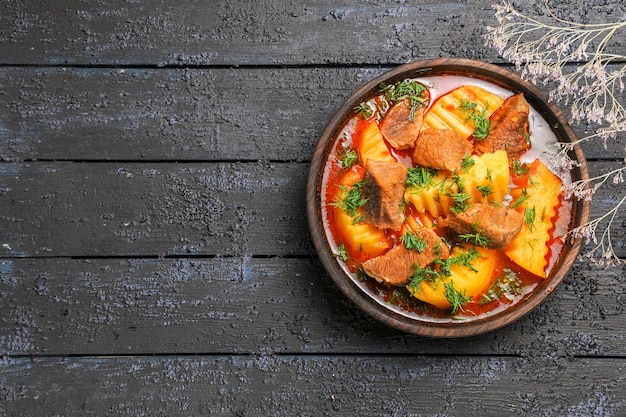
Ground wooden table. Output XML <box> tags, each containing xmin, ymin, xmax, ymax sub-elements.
<box><xmin>1</xmin><ymin>1</ymin><xmax>624</xmax><ymax>415</ymax></box>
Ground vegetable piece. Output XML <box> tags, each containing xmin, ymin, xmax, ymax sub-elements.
<box><xmin>356</xmin><ymin>119</ymin><xmax>395</xmax><ymax>167</ymax></box>
<box><xmin>457</xmin><ymin>150</ymin><xmax>510</xmax><ymax>205</ymax></box>
<box><xmin>422</xmin><ymin>85</ymin><xmax>504</xmax><ymax>139</ymax></box>
<box><xmin>404</xmin><ymin>171</ymin><xmax>455</xmax><ymax>218</ymax></box>
<box><xmin>404</xmin><ymin>150</ymin><xmax>509</xmax><ymax>218</ymax></box>
<box><xmin>331</xmin><ymin>165</ymin><xmax>392</xmax><ymax>262</ymax></box>
<box><xmin>408</xmin><ymin>245</ymin><xmax>496</xmax><ymax>311</ymax></box>
<box><xmin>504</xmin><ymin>159</ymin><xmax>562</xmax><ymax>278</ymax></box>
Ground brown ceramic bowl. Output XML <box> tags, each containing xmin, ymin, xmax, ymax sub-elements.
<box><xmin>306</xmin><ymin>58</ymin><xmax>591</xmax><ymax>338</ymax></box>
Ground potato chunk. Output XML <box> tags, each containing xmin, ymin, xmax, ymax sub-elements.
<box><xmin>408</xmin><ymin>245</ymin><xmax>496</xmax><ymax>311</ymax></box>
<box><xmin>504</xmin><ymin>159</ymin><xmax>563</xmax><ymax>278</ymax></box>
<box><xmin>357</xmin><ymin>119</ymin><xmax>395</xmax><ymax>167</ymax></box>
<box><xmin>422</xmin><ymin>85</ymin><xmax>505</xmax><ymax>139</ymax></box>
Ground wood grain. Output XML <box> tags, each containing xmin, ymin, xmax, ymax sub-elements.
<box><xmin>2</xmin><ymin>355</ymin><xmax>624</xmax><ymax>416</ymax></box>
<box><xmin>0</xmin><ymin>257</ymin><xmax>624</xmax><ymax>356</ymax></box>
<box><xmin>1</xmin><ymin>1</ymin><xmax>624</xmax><ymax>66</ymax></box>
<box><xmin>0</xmin><ymin>66</ymin><xmax>623</xmax><ymax>162</ymax></box>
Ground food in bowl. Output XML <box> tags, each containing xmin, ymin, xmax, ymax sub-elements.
<box><xmin>320</xmin><ymin>73</ymin><xmax>574</xmax><ymax>321</ymax></box>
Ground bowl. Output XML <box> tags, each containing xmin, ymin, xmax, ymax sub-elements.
<box><xmin>306</xmin><ymin>58</ymin><xmax>591</xmax><ymax>337</ymax></box>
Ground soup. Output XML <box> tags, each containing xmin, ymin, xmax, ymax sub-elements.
<box><xmin>321</xmin><ymin>75</ymin><xmax>572</xmax><ymax>321</ymax></box>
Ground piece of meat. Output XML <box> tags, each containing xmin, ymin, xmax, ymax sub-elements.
<box><xmin>362</xmin><ymin>227</ymin><xmax>450</xmax><ymax>286</ymax></box>
<box><xmin>412</xmin><ymin>128</ymin><xmax>472</xmax><ymax>171</ymax></box>
<box><xmin>447</xmin><ymin>203</ymin><xmax>524</xmax><ymax>249</ymax></box>
<box><xmin>379</xmin><ymin>98</ymin><xmax>424</xmax><ymax>150</ymax></box>
<box><xmin>362</xmin><ymin>159</ymin><xmax>407</xmax><ymax>231</ymax></box>
<box><xmin>475</xmin><ymin>93</ymin><xmax>530</xmax><ymax>161</ymax></box>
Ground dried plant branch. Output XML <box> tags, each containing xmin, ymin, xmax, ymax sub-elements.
<box><xmin>484</xmin><ymin>0</ymin><xmax>625</xmax><ymax>267</ymax></box>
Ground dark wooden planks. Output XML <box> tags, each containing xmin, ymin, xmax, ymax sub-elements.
<box><xmin>1</xmin><ymin>257</ymin><xmax>624</xmax><ymax>356</ymax></box>
<box><xmin>0</xmin><ymin>161</ymin><xmax>623</xmax><ymax>258</ymax></box>
<box><xmin>1</xmin><ymin>0</ymin><xmax>624</xmax><ymax>67</ymax></box>
<box><xmin>0</xmin><ymin>161</ymin><xmax>310</xmax><ymax>257</ymax></box>
<box><xmin>1</xmin><ymin>355</ymin><xmax>625</xmax><ymax>416</ymax></box>
<box><xmin>0</xmin><ymin>66</ymin><xmax>623</xmax><ymax>162</ymax></box>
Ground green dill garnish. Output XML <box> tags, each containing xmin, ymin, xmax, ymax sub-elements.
<box><xmin>458</xmin><ymin>99</ymin><xmax>491</xmax><ymax>139</ymax></box>
<box><xmin>476</xmin><ymin>184</ymin><xmax>493</xmax><ymax>197</ymax></box>
<box><xmin>379</xmin><ymin>79</ymin><xmax>428</xmax><ymax>122</ymax></box>
<box><xmin>401</xmin><ymin>230</ymin><xmax>428</xmax><ymax>253</ymax></box>
<box><xmin>457</xmin><ymin>231</ymin><xmax>490</xmax><ymax>248</ymax></box>
<box><xmin>408</xmin><ymin>264</ymin><xmax>439</xmax><ymax>290</ymax></box>
<box><xmin>437</xmin><ymin>247</ymin><xmax>480</xmax><ymax>276</ymax></box>
<box><xmin>512</xmin><ymin>160</ymin><xmax>530</xmax><ymax>176</ymax></box>
<box><xmin>334</xmin><ymin>243</ymin><xmax>349</xmax><ymax>261</ymax></box>
<box><xmin>450</xmin><ymin>170</ymin><xmax>466</xmax><ymax>193</ymax></box>
<box><xmin>337</xmin><ymin>147</ymin><xmax>358</xmax><ymax>168</ymax></box>
<box><xmin>481</xmin><ymin>269</ymin><xmax>524</xmax><ymax>304</ymax></box>
<box><xmin>485</xmin><ymin>169</ymin><xmax>493</xmax><ymax>181</ymax></box>
<box><xmin>510</xmin><ymin>188</ymin><xmax>530</xmax><ymax>209</ymax></box>
<box><xmin>447</xmin><ymin>192</ymin><xmax>471</xmax><ymax>214</ymax></box>
<box><xmin>461</xmin><ymin>156</ymin><xmax>475</xmax><ymax>172</ymax></box>
<box><xmin>444</xmin><ymin>281</ymin><xmax>472</xmax><ymax>314</ymax></box>
<box><xmin>331</xmin><ymin>180</ymin><xmax>368</xmax><ymax>217</ymax></box>
<box><xmin>406</xmin><ymin>167</ymin><xmax>436</xmax><ymax>188</ymax></box>
<box><xmin>524</xmin><ymin>205</ymin><xmax>537</xmax><ymax>231</ymax></box>
<box><xmin>353</xmin><ymin>102</ymin><xmax>374</xmax><ymax>119</ymax></box>
<box><xmin>459</xmin><ymin>99</ymin><xmax>477</xmax><ymax>112</ymax></box>
<box><xmin>352</xmin><ymin>214</ymin><xmax>366</xmax><ymax>225</ymax></box>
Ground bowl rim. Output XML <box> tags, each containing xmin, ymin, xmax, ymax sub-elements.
<box><xmin>306</xmin><ymin>58</ymin><xmax>591</xmax><ymax>338</ymax></box>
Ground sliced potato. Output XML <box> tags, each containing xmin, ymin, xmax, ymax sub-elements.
<box><xmin>458</xmin><ymin>150</ymin><xmax>510</xmax><ymax>204</ymax></box>
<box><xmin>422</xmin><ymin>85</ymin><xmax>505</xmax><ymax>139</ymax></box>
<box><xmin>404</xmin><ymin>171</ymin><xmax>456</xmax><ymax>218</ymax></box>
<box><xmin>504</xmin><ymin>159</ymin><xmax>563</xmax><ymax>278</ymax></box>
<box><xmin>404</xmin><ymin>151</ymin><xmax>510</xmax><ymax>218</ymax></box>
<box><xmin>408</xmin><ymin>245</ymin><xmax>496</xmax><ymax>310</ymax></box>
<box><xmin>357</xmin><ymin>119</ymin><xmax>395</xmax><ymax>167</ymax></box>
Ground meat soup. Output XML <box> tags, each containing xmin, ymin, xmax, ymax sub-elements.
<box><xmin>321</xmin><ymin>75</ymin><xmax>572</xmax><ymax>321</ymax></box>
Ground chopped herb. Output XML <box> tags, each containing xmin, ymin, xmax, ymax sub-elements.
<box><xmin>512</xmin><ymin>160</ymin><xmax>530</xmax><ymax>176</ymax></box>
<box><xmin>353</xmin><ymin>101</ymin><xmax>374</xmax><ymax>119</ymax></box>
<box><xmin>379</xmin><ymin>79</ymin><xmax>428</xmax><ymax>122</ymax></box>
<box><xmin>458</xmin><ymin>99</ymin><xmax>491</xmax><ymax>139</ymax></box>
<box><xmin>461</xmin><ymin>155</ymin><xmax>475</xmax><ymax>172</ymax></box>
<box><xmin>524</xmin><ymin>205</ymin><xmax>537</xmax><ymax>231</ymax></box>
<box><xmin>444</xmin><ymin>281</ymin><xmax>472</xmax><ymax>314</ymax></box>
<box><xmin>476</xmin><ymin>184</ymin><xmax>493</xmax><ymax>197</ymax></box>
<box><xmin>451</xmin><ymin>170</ymin><xmax>465</xmax><ymax>192</ymax></box>
<box><xmin>511</xmin><ymin>188</ymin><xmax>530</xmax><ymax>209</ymax></box>
<box><xmin>337</xmin><ymin>147</ymin><xmax>358</xmax><ymax>168</ymax></box>
<box><xmin>447</xmin><ymin>192</ymin><xmax>471</xmax><ymax>213</ymax></box>
<box><xmin>485</xmin><ymin>168</ymin><xmax>493</xmax><ymax>181</ymax></box>
<box><xmin>408</xmin><ymin>264</ymin><xmax>439</xmax><ymax>290</ymax></box>
<box><xmin>481</xmin><ymin>269</ymin><xmax>524</xmax><ymax>304</ymax></box>
<box><xmin>331</xmin><ymin>180</ymin><xmax>368</xmax><ymax>217</ymax></box>
<box><xmin>437</xmin><ymin>247</ymin><xmax>480</xmax><ymax>276</ymax></box>
<box><xmin>334</xmin><ymin>243</ymin><xmax>349</xmax><ymax>261</ymax></box>
<box><xmin>401</xmin><ymin>230</ymin><xmax>428</xmax><ymax>253</ymax></box>
<box><xmin>406</xmin><ymin>167</ymin><xmax>437</xmax><ymax>187</ymax></box>
<box><xmin>352</xmin><ymin>214</ymin><xmax>366</xmax><ymax>225</ymax></box>
<box><xmin>458</xmin><ymin>231</ymin><xmax>490</xmax><ymax>248</ymax></box>
<box><xmin>459</xmin><ymin>99</ymin><xmax>477</xmax><ymax>111</ymax></box>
